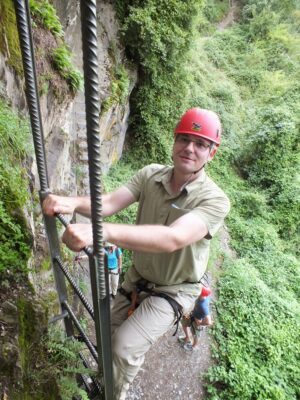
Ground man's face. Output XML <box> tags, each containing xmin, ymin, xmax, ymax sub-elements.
<box><xmin>172</xmin><ymin>134</ymin><xmax>216</xmax><ymax>175</ymax></box>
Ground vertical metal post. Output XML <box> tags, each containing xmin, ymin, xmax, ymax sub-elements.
<box><xmin>14</xmin><ymin>0</ymin><xmax>73</xmax><ymax>336</ymax></box>
<box><xmin>80</xmin><ymin>1</ymin><xmax>113</xmax><ymax>398</ymax></box>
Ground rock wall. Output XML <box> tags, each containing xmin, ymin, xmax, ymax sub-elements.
<box><xmin>50</xmin><ymin>0</ymin><xmax>136</xmax><ymax>195</ymax></box>
<box><xmin>1</xmin><ymin>0</ymin><xmax>136</xmax><ymax>195</ymax></box>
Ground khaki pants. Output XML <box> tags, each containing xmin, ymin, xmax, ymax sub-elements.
<box><xmin>109</xmin><ymin>270</ymin><xmax>119</xmax><ymax>296</ymax></box>
<box><xmin>111</xmin><ymin>290</ymin><xmax>197</xmax><ymax>400</ymax></box>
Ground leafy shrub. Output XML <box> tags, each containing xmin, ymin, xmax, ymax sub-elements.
<box><xmin>21</xmin><ymin>326</ymin><xmax>91</xmax><ymax>400</ymax></box>
<box><xmin>101</xmin><ymin>64</ymin><xmax>130</xmax><ymax>112</ymax></box>
<box><xmin>52</xmin><ymin>45</ymin><xmax>83</xmax><ymax>92</ymax></box>
<box><xmin>29</xmin><ymin>0</ymin><xmax>63</xmax><ymax>37</ymax></box>
<box><xmin>208</xmin><ymin>258</ymin><xmax>300</xmax><ymax>400</ymax></box>
<box><xmin>0</xmin><ymin>100</ymin><xmax>32</xmax><ymax>275</ymax></box>
<box><xmin>202</xmin><ymin>0</ymin><xmax>230</xmax><ymax>23</ymax></box>
<box><xmin>0</xmin><ymin>191</ymin><xmax>31</xmax><ymax>274</ymax></box>
<box><xmin>29</xmin><ymin>0</ymin><xmax>82</xmax><ymax>94</ymax></box>
<box><xmin>235</xmin><ymin>106</ymin><xmax>300</xmax><ymax>241</ymax></box>
<box><xmin>116</xmin><ymin>0</ymin><xmax>204</xmax><ymax>164</ymax></box>
<box><xmin>0</xmin><ymin>0</ymin><xmax>23</xmax><ymax>74</ymax></box>
<box><xmin>45</xmin><ymin>328</ymin><xmax>90</xmax><ymax>400</ymax></box>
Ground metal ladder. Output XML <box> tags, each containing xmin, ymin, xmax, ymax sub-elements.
<box><xmin>14</xmin><ymin>1</ymin><xmax>113</xmax><ymax>398</ymax></box>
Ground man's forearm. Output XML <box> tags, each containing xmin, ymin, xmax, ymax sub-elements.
<box><xmin>75</xmin><ymin>194</ymin><xmax>120</xmax><ymax>218</ymax></box>
<box><xmin>104</xmin><ymin>223</ymin><xmax>183</xmax><ymax>253</ymax></box>
<box><xmin>74</xmin><ymin>196</ymin><xmax>92</xmax><ymax>217</ymax></box>
<box><xmin>103</xmin><ymin>213</ymin><xmax>208</xmax><ymax>253</ymax></box>
<box><xmin>77</xmin><ymin>187</ymin><xmax>136</xmax><ymax>218</ymax></box>
<box><xmin>61</xmin><ymin>212</ymin><xmax>207</xmax><ymax>253</ymax></box>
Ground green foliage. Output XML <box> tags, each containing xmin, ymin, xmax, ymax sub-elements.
<box><xmin>0</xmin><ymin>198</ymin><xmax>31</xmax><ymax>274</ymax></box>
<box><xmin>207</xmin><ymin>258</ymin><xmax>300</xmax><ymax>400</ymax></box>
<box><xmin>196</xmin><ymin>0</ymin><xmax>300</xmax><ymax>252</ymax></box>
<box><xmin>102</xmin><ymin>162</ymin><xmax>138</xmax><ymax>228</ymax></box>
<box><xmin>0</xmin><ymin>0</ymin><xmax>23</xmax><ymax>74</ymax></box>
<box><xmin>235</xmin><ymin>106</ymin><xmax>300</xmax><ymax>242</ymax></box>
<box><xmin>1</xmin><ymin>294</ymin><xmax>60</xmax><ymax>400</ymax></box>
<box><xmin>205</xmin><ymin>155</ymin><xmax>300</xmax><ymax>399</ymax></box>
<box><xmin>0</xmin><ymin>100</ymin><xmax>32</xmax><ymax>275</ymax></box>
<box><xmin>43</xmin><ymin>328</ymin><xmax>90</xmax><ymax>400</ymax></box>
<box><xmin>28</xmin><ymin>0</ymin><xmax>82</xmax><ymax>94</ymax></box>
<box><xmin>203</xmin><ymin>0</ymin><xmax>230</xmax><ymax>23</ymax></box>
<box><xmin>18</xmin><ymin>326</ymin><xmax>91</xmax><ymax>400</ymax></box>
<box><xmin>101</xmin><ymin>64</ymin><xmax>130</xmax><ymax>113</ymax></box>
<box><xmin>29</xmin><ymin>0</ymin><xmax>63</xmax><ymax>37</ymax></box>
<box><xmin>52</xmin><ymin>45</ymin><xmax>83</xmax><ymax>92</ymax></box>
<box><xmin>116</xmin><ymin>0</ymin><xmax>204</xmax><ymax>163</ymax></box>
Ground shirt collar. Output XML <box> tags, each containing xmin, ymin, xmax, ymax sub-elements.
<box><xmin>154</xmin><ymin>166</ymin><xmax>206</xmax><ymax>195</ymax></box>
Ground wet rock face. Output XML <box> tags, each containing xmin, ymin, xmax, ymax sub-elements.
<box><xmin>48</xmin><ymin>0</ymin><xmax>137</xmax><ymax>194</ymax></box>
<box><xmin>1</xmin><ymin>0</ymin><xmax>136</xmax><ymax>195</ymax></box>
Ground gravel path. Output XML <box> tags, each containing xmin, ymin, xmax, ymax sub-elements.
<box><xmin>126</xmin><ymin>325</ymin><xmax>212</xmax><ymax>400</ymax></box>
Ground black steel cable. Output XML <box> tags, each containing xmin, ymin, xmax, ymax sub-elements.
<box><xmin>54</xmin><ymin>256</ymin><xmax>95</xmax><ymax>320</ymax></box>
<box><xmin>14</xmin><ymin>0</ymin><xmax>49</xmax><ymax>191</ymax></box>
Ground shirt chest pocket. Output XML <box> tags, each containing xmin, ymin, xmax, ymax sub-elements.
<box><xmin>165</xmin><ymin>204</ymin><xmax>191</xmax><ymax>226</ymax></box>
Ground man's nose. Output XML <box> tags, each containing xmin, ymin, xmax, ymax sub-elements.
<box><xmin>184</xmin><ymin>140</ymin><xmax>195</xmax><ymax>152</ymax></box>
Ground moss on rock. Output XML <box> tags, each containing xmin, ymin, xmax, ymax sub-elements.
<box><xmin>0</xmin><ymin>283</ymin><xmax>59</xmax><ymax>399</ymax></box>
<box><xmin>0</xmin><ymin>0</ymin><xmax>23</xmax><ymax>75</ymax></box>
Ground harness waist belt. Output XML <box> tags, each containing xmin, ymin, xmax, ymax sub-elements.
<box><xmin>118</xmin><ymin>283</ymin><xmax>183</xmax><ymax>336</ymax></box>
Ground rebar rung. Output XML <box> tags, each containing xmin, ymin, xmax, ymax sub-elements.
<box><xmin>63</xmin><ymin>300</ymin><xmax>99</xmax><ymax>365</ymax></box>
<box><xmin>54</xmin><ymin>255</ymin><xmax>95</xmax><ymax>320</ymax></box>
<box><xmin>48</xmin><ymin>310</ymin><xmax>69</xmax><ymax>324</ymax></box>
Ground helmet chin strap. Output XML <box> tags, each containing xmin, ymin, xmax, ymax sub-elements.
<box><xmin>192</xmin><ymin>144</ymin><xmax>214</xmax><ymax>174</ymax></box>
<box><xmin>179</xmin><ymin>172</ymin><xmax>194</xmax><ymax>192</ymax></box>
<box><xmin>193</xmin><ymin>163</ymin><xmax>206</xmax><ymax>174</ymax></box>
<box><xmin>179</xmin><ymin>163</ymin><xmax>205</xmax><ymax>192</ymax></box>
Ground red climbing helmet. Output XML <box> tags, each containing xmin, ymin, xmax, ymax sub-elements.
<box><xmin>201</xmin><ymin>286</ymin><xmax>212</xmax><ymax>297</ymax></box>
<box><xmin>174</xmin><ymin>108</ymin><xmax>222</xmax><ymax>146</ymax></box>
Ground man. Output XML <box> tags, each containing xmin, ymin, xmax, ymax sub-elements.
<box><xmin>104</xmin><ymin>242</ymin><xmax>122</xmax><ymax>298</ymax></box>
<box><xmin>43</xmin><ymin>107</ymin><xmax>230</xmax><ymax>400</ymax></box>
<box><xmin>179</xmin><ymin>286</ymin><xmax>213</xmax><ymax>351</ymax></box>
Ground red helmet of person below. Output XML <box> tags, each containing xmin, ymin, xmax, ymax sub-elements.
<box><xmin>201</xmin><ymin>286</ymin><xmax>212</xmax><ymax>297</ymax></box>
<box><xmin>174</xmin><ymin>108</ymin><xmax>222</xmax><ymax>146</ymax></box>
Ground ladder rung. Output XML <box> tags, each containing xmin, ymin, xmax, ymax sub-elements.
<box><xmin>48</xmin><ymin>310</ymin><xmax>69</xmax><ymax>324</ymax></box>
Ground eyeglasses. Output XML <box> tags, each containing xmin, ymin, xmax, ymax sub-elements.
<box><xmin>175</xmin><ymin>135</ymin><xmax>213</xmax><ymax>152</ymax></box>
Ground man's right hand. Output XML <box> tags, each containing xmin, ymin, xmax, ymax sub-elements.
<box><xmin>62</xmin><ymin>223</ymin><xmax>93</xmax><ymax>251</ymax></box>
<box><xmin>42</xmin><ymin>194</ymin><xmax>79</xmax><ymax>216</ymax></box>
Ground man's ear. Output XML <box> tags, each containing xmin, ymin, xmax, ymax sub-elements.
<box><xmin>208</xmin><ymin>147</ymin><xmax>217</xmax><ymax>161</ymax></box>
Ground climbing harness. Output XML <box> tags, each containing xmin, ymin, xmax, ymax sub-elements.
<box><xmin>119</xmin><ymin>280</ymin><xmax>183</xmax><ymax>336</ymax></box>
<box><xmin>14</xmin><ymin>0</ymin><xmax>113</xmax><ymax>399</ymax></box>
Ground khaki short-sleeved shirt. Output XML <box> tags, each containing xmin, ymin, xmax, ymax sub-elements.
<box><xmin>123</xmin><ymin>164</ymin><xmax>230</xmax><ymax>295</ymax></box>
